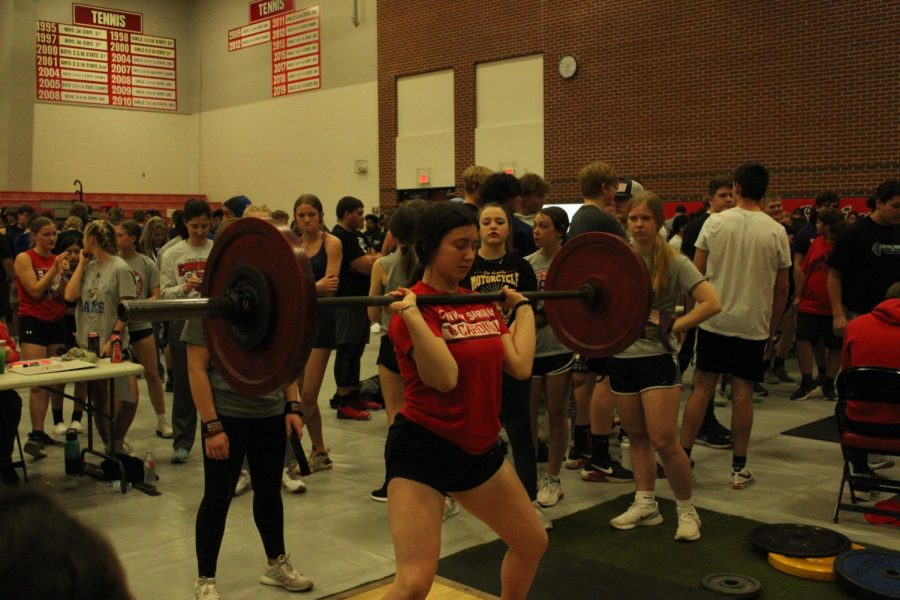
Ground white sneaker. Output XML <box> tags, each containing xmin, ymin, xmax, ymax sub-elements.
<box><xmin>194</xmin><ymin>576</ymin><xmax>222</xmax><ymax>600</ymax></box>
<box><xmin>155</xmin><ymin>418</ymin><xmax>174</xmax><ymax>439</ymax></box>
<box><xmin>868</xmin><ymin>454</ymin><xmax>895</xmax><ymax>471</ymax></box>
<box><xmin>731</xmin><ymin>467</ymin><xmax>755</xmax><ymax>489</ymax></box>
<box><xmin>533</xmin><ymin>501</ymin><xmax>554</xmax><ymax>530</ymax></box>
<box><xmin>69</xmin><ymin>420</ymin><xmax>83</xmax><ymax>434</ymax></box>
<box><xmin>308</xmin><ymin>450</ymin><xmax>333</xmax><ymax>472</ymax></box>
<box><xmin>442</xmin><ymin>497</ymin><xmax>460</xmax><ymax>521</ymax></box>
<box><xmin>281</xmin><ymin>468</ymin><xmax>307</xmax><ymax>494</ymax></box>
<box><xmin>260</xmin><ymin>554</ymin><xmax>314</xmax><ymax>592</ymax></box>
<box><xmin>675</xmin><ymin>506</ymin><xmax>702</xmax><ymax>541</ymax></box>
<box><xmin>235</xmin><ymin>469</ymin><xmax>252</xmax><ymax>496</ymax></box>
<box><xmin>537</xmin><ymin>474</ymin><xmax>564</xmax><ymax>507</ymax></box>
<box><xmin>610</xmin><ymin>502</ymin><xmax>663</xmax><ymax>530</ymax></box>
<box><xmin>52</xmin><ymin>422</ymin><xmax>68</xmax><ymax>436</ymax></box>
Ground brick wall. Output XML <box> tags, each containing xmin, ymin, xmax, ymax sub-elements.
<box><xmin>377</xmin><ymin>0</ymin><xmax>900</xmax><ymax>210</ymax></box>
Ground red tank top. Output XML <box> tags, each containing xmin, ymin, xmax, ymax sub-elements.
<box><xmin>16</xmin><ymin>249</ymin><xmax>66</xmax><ymax>322</ymax></box>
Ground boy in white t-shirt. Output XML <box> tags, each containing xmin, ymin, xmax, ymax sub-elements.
<box><xmin>679</xmin><ymin>163</ymin><xmax>791</xmax><ymax>489</ymax></box>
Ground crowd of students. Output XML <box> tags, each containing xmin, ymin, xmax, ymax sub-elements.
<box><xmin>0</xmin><ymin>165</ymin><xmax>897</xmax><ymax>600</ymax></box>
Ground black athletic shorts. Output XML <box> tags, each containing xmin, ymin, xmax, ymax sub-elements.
<box><xmin>376</xmin><ymin>333</ymin><xmax>399</xmax><ymax>374</ymax></box>
<box><xmin>313</xmin><ymin>306</ymin><xmax>337</xmax><ymax>350</ymax></box>
<box><xmin>796</xmin><ymin>312</ymin><xmax>842</xmax><ymax>350</ymax></box>
<box><xmin>19</xmin><ymin>315</ymin><xmax>68</xmax><ymax>347</ymax></box>
<box><xmin>608</xmin><ymin>354</ymin><xmax>680</xmax><ymax>395</ymax></box>
<box><xmin>129</xmin><ymin>328</ymin><xmax>154</xmax><ymax>344</ymax></box>
<box><xmin>695</xmin><ymin>328</ymin><xmax>766</xmax><ymax>383</ymax></box>
<box><xmin>584</xmin><ymin>357</ymin><xmax>607</xmax><ymax>376</ymax></box>
<box><xmin>385</xmin><ymin>414</ymin><xmax>505</xmax><ymax>496</ymax></box>
<box><xmin>532</xmin><ymin>352</ymin><xmax>574</xmax><ymax>377</ymax></box>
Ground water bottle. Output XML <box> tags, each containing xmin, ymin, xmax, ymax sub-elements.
<box><xmin>64</xmin><ymin>428</ymin><xmax>82</xmax><ymax>475</ymax></box>
<box><xmin>620</xmin><ymin>436</ymin><xmax>632</xmax><ymax>471</ymax></box>
<box><xmin>0</xmin><ymin>344</ymin><xmax>6</xmax><ymax>374</ymax></box>
<box><xmin>143</xmin><ymin>451</ymin><xmax>157</xmax><ymax>485</ymax></box>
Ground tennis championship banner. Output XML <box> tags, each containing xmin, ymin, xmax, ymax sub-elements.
<box><xmin>228</xmin><ymin>2</ymin><xmax>321</xmax><ymax>98</ymax></box>
<box><xmin>35</xmin><ymin>4</ymin><xmax>177</xmax><ymax>112</ymax></box>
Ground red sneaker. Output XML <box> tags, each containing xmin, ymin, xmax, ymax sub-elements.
<box><xmin>355</xmin><ymin>398</ymin><xmax>382</xmax><ymax>411</ymax></box>
<box><xmin>337</xmin><ymin>405</ymin><xmax>370</xmax><ymax>420</ymax></box>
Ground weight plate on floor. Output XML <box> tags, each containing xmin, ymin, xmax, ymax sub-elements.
<box><xmin>835</xmin><ymin>549</ymin><xmax>900</xmax><ymax>599</ymax></box>
<box><xmin>701</xmin><ymin>573</ymin><xmax>762</xmax><ymax>598</ymax></box>
<box><xmin>544</xmin><ymin>232</ymin><xmax>650</xmax><ymax>357</ymax></box>
<box><xmin>769</xmin><ymin>543</ymin><xmax>865</xmax><ymax>581</ymax></box>
<box><xmin>202</xmin><ymin>217</ymin><xmax>316</xmax><ymax>397</ymax></box>
<box><xmin>748</xmin><ymin>523</ymin><xmax>851</xmax><ymax>558</ymax></box>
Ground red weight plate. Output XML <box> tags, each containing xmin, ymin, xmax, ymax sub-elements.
<box><xmin>201</xmin><ymin>218</ymin><xmax>316</xmax><ymax>397</ymax></box>
<box><xmin>544</xmin><ymin>232</ymin><xmax>650</xmax><ymax>357</ymax></box>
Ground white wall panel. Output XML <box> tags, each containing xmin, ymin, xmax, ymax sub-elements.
<box><xmin>31</xmin><ymin>103</ymin><xmax>199</xmax><ymax>193</ymax></box>
<box><xmin>475</xmin><ymin>55</ymin><xmax>543</xmax><ymax>176</ymax></box>
<box><xmin>199</xmin><ymin>81</ymin><xmax>379</xmax><ymax>219</ymax></box>
<box><xmin>396</xmin><ymin>70</ymin><xmax>454</xmax><ymax>189</ymax></box>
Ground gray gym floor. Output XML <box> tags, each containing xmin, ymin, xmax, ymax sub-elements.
<box><xmin>11</xmin><ymin>339</ymin><xmax>900</xmax><ymax>599</ymax></box>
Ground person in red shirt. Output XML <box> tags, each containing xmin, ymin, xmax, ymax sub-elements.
<box><xmin>13</xmin><ymin>217</ymin><xmax>69</xmax><ymax>459</ymax></box>
<box><xmin>384</xmin><ymin>202</ymin><xmax>546</xmax><ymax>600</ymax></box>
<box><xmin>792</xmin><ymin>209</ymin><xmax>845</xmax><ymax>400</ymax></box>
<box><xmin>840</xmin><ymin>282</ymin><xmax>900</xmax><ymax>476</ymax></box>
<box><xmin>841</xmin><ymin>283</ymin><xmax>900</xmax><ymax>371</ymax></box>
<box><xmin>0</xmin><ymin>321</ymin><xmax>23</xmax><ymax>484</ymax></box>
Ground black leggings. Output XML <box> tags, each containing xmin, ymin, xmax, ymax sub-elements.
<box><xmin>500</xmin><ymin>374</ymin><xmax>537</xmax><ymax>501</ymax></box>
<box><xmin>334</xmin><ymin>343</ymin><xmax>365</xmax><ymax>389</ymax></box>
<box><xmin>0</xmin><ymin>391</ymin><xmax>22</xmax><ymax>466</ymax></box>
<box><xmin>195</xmin><ymin>414</ymin><xmax>286</xmax><ymax>578</ymax></box>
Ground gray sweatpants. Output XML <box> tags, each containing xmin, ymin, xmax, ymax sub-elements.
<box><xmin>169</xmin><ymin>319</ymin><xmax>197</xmax><ymax>452</ymax></box>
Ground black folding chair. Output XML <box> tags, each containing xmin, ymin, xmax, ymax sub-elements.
<box><xmin>833</xmin><ymin>367</ymin><xmax>900</xmax><ymax>523</ymax></box>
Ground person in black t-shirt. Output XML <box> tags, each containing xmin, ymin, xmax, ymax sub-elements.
<box><xmin>363</xmin><ymin>214</ymin><xmax>384</xmax><ymax>254</ymax></box>
<box><xmin>462</xmin><ymin>203</ymin><xmax>549</xmax><ymax>528</ymax></box>
<box><xmin>479</xmin><ymin>173</ymin><xmax>538</xmax><ymax>258</ymax></box>
<box><xmin>828</xmin><ymin>179</ymin><xmax>900</xmax><ymax>335</ymax></box>
<box><xmin>331</xmin><ymin>196</ymin><xmax>378</xmax><ymax>420</ymax></box>
<box><xmin>565</xmin><ymin>161</ymin><xmax>631</xmax><ymax>483</ymax></box>
<box><xmin>794</xmin><ymin>192</ymin><xmax>840</xmax><ymax>261</ymax></box>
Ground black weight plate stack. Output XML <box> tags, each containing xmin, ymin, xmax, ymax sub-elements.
<box><xmin>748</xmin><ymin>523</ymin><xmax>852</xmax><ymax>558</ymax></box>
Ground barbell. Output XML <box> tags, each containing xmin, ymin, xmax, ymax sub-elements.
<box><xmin>119</xmin><ymin>217</ymin><xmax>653</xmax><ymax>396</ymax></box>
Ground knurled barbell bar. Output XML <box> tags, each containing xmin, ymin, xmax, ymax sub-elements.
<box><xmin>119</xmin><ymin>218</ymin><xmax>653</xmax><ymax>396</ymax></box>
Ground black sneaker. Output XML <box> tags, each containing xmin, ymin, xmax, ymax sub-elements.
<box><xmin>696</xmin><ymin>422</ymin><xmax>733</xmax><ymax>449</ymax></box>
<box><xmin>753</xmin><ymin>383</ymin><xmax>769</xmax><ymax>397</ymax></box>
<box><xmin>765</xmin><ymin>365</ymin><xmax>796</xmax><ymax>385</ymax></box>
<box><xmin>565</xmin><ymin>446</ymin><xmax>589</xmax><ymax>470</ymax></box>
<box><xmin>0</xmin><ymin>466</ymin><xmax>20</xmax><ymax>485</ymax></box>
<box><xmin>822</xmin><ymin>385</ymin><xmax>836</xmax><ymax>401</ymax></box>
<box><xmin>790</xmin><ymin>383</ymin><xmax>822</xmax><ymax>401</ymax></box>
<box><xmin>370</xmin><ymin>483</ymin><xmax>388</xmax><ymax>502</ymax></box>
<box><xmin>35</xmin><ymin>431</ymin><xmax>60</xmax><ymax>446</ymax></box>
<box><xmin>24</xmin><ymin>434</ymin><xmax>46</xmax><ymax>459</ymax></box>
<box><xmin>580</xmin><ymin>458</ymin><xmax>633</xmax><ymax>483</ymax></box>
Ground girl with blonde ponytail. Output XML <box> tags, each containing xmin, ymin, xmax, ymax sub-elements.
<box><xmin>605</xmin><ymin>191</ymin><xmax>722</xmax><ymax>543</ymax></box>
